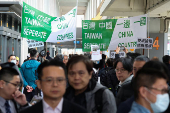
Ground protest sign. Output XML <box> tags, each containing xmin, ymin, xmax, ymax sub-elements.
<box><xmin>110</xmin><ymin>52</ymin><xmax>125</xmax><ymax>58</ymax></box>
<box><xmin>137</xmin><ymin>38</ymin><xmax>153</xmax><ymax>49</ymax></box>
<box><xmin>91</xmin><ymin>45</ymin><xmax>101</xmax><ymax>60</ymax></box>
<box><xmin>27</xmin><ymin>39</ymin><xmax>44</xmax><ymax>48</ymax></box>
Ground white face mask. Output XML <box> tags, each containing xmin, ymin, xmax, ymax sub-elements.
<box><xmin>11</xmin><ymin>60</ymin><xmax>16</xmax><ymax>64</ymax></box>
<box><xmin>145</xmin><ymin>88</ymin><xmax>170</xmax><ymax>113</ymax></box>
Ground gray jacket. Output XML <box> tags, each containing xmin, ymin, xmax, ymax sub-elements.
<box><xmin>85</xmin><ymin>83</ymin><xmax>117</xmax><ymax>113</ymax></box>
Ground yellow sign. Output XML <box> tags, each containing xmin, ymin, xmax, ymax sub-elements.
<box><xmin>153</xmin><ymin>37</ymin><xmax>159</xmax><ymax>50</ymax></box>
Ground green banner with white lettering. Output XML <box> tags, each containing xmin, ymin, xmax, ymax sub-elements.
<box><xmin>82</xmin><ymin>19</ymin><xmax>117</xmax><ymax>52</ymax></box>
<box><xmin>21</xmin><ymin>2</ymin><xmax>56</xmax><ymax>42</ymax></box>
<box><xmin>82</xmin><ymin>14</ymin><xmax>147</xmax><ymax>52</ymax></box>
<box><xmin>21</xmin><ymin>2</ymin><xmax>77</xmax><ymax>42</ymax></box>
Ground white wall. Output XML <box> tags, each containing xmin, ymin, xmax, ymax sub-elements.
<box><xmin>84</xmin><ymin>0</ymin><xmax>101</xmax><ymax>20</ymax></box>
<box><xmin>77</xmin><ymin>15</ymin><xmax>84</xmax><ymax>27</ymax></box>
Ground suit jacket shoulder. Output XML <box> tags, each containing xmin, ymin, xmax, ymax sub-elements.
<box><xmin>19</xmin><ymin>100</ymin><xmax>43</xmax><ymax>113</ymax></box>
<box><xmin>62</xmin><ymin>99</ymin><xmax>87</xmax><ymax>113</ymax></box>
<box><xmin>19</xmin><ymin>99</ymin><xmax>87</xmax><ymax>113</ymax></box>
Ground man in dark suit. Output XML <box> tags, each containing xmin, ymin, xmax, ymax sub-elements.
<box><xmin>20</xmin><ymin>59</ymin><xmax>87</xmax><ymax>113</ymax></box>
<box><xmin>0</xmin><ymin>67</ymin><xmax>28</xmax><ymax>113</ymax></box>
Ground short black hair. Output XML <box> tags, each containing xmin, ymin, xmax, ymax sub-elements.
<box><xmin>54</xmin><ymin>55</ymin><xmax>63</xmax><ymax>62</ymax></box>
<box><xmin>134</xmin><ymin>55</ymin><xmax>150</xmax><ymax>62</ymax></box>
<box><xmin>30</xmin><ymin>49</ymin><xmax>37</xmax><ymax>58</ymax></box>
<box><xmin>67</xmin><ymin>55</ymin><xmax>93</xmax><ymax>74</ymax></box>
<box><xmin>126</xmin><ymin>52</ymin><xmax>141</xmax><ymax>62</ymax></box>
<box><xmin>102</xmin><ymin>54</ymin><xmax>106</xmax><ymax>60</ymax></box>
<box><xmin>47</xmin><ymin>52</ymin><xmax>50</xmax><ymax>56</ymax></box>
<box><xmin>114</xmin><ymin>57</ymin><xmax>133</xmax><ymax>72</ymax></box>
<box><xmin>142</xmin><ymin>60</ymin><xmax>170</xmax><ymax>82</ymax></box>
<box><xmin>133</xmin><ymin>68</ymin><xmax>168</xmax><ymax>100</ymax></box>
<box><xmin>37</xmin><ymin>59</ymin><xmax>66</xmax><ymax>80</ymax></box>
<box><xmin>162</xmin><ymin>55</ymin><xmax>170</xmax><ymax>64</ymax></box>
<box><xmin>0</xmin><ymin>67</ymin><xmax>19</xmax><ymax>81</ymax></box>
<box><xmin>106</xmin><ymin>58</ymin><xmax>114</xmax><ymax>67</ymax></box>
<box><xmin>8</xmin><ymin>54</ymin><xmax>16</xmax><ymax>60</ymax></box>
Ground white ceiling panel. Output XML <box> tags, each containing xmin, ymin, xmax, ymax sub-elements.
<box><xmin>58</xmin><ymin>0</ymin><xmax>89</xmax><ymax>15</ymax></box>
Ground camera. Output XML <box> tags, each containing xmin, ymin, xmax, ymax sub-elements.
<box><xmin>39</xmin><ymin>49</ymin><xmax>46</xmax><ymax>57</ymax></box>
<box><xmin>119</xmin><ymin>46</ymin><xmax>125</xmax><ymax>50</ymax></box>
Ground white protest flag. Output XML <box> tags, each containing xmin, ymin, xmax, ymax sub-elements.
<box><xmin>108</xmin><ymin>14</ymin><xmax>147</xmax><ymax>50</ymax></box>
<box><xmin>46</xmin><ymin>7</ymin><xmax>77</xmax><ymax>42</ymax></box>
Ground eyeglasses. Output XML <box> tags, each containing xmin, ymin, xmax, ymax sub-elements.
<box><xmin>146</xmin><ymin>86</ymin><xmax>169</xmax><ymax>94</ymax></box>
<box><xmin>40</xmin><ymin>78</ymin><xmax>66</xmax><ymax>85</ymax></box>
<box><xmin>4</xmin><ymin>80</ymin><xmax>22</xmax><ymax>88</ymax></box>
<box><xmin>115</xmin><ymin>68</ymin><xmax>126</xmax><ymax>73</ymax></box>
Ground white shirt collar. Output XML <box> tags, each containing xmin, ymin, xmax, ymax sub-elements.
<box><xmin>43</xmin><ymin>98</ymin><xmax>63</xmax><ymax>112</ymax></box>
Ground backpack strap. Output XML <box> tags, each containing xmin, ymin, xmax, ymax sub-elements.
<box><xmin>92</xmin><ymin>87</ymin><xmax>107</xmax><ymax>113</ymax></box>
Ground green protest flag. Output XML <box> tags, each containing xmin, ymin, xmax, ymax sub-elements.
<box><xmin>82</xmin><ymin>14</ymin><xmax>147</xmax><ymax>52</ymax></box>
<box><xmin>82</xmin><ymin>19</ymin><xmax>117</xmax><ymax>52</ymax></box>
<box><xmin>21</xmin><ymin>2</ymin><xmax>56</xmax><ymax>42</ymax></box>
<box><xmin>47</xmin><ymin>6</ymin><xmax>77</xmax><ymax>42</ymax></box>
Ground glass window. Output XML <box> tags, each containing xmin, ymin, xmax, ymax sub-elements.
<box><xmin>167</xmin><ymin>39</ymin><xmax>170</xmax><ymax>55</ymax></box>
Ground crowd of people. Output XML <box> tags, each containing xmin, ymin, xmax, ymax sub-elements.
<box><xmin>0</xmin><ymin>47</ymin><xmax>170</xmax><ymax>113</ymax></box>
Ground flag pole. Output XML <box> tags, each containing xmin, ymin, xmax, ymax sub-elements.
<box><xmin>147</xmin><ymin>12</ymin><xmax>150</xmax><ymax>58</ymax></box>
<box><xmin>74</xmin><ymin>0</ymin><xmax>78</xmax><ymax>54</ymax></box>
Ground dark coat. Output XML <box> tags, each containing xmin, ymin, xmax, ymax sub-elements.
<box><xmin>105</xmin><ymin>68</ymin><xmax>119</xmax><ymax>96</ymax></box>
<box><xmin>19</xmin><ymin>99</ymin><xmax>87</xmax><ymax>113</ymax></box>
<box><xmin>11</xmin><ymin>100</ymin><xmax>29</xmax><ymax>113</ymax></box>
<box><xmin>117</xmin><ymin>96</ymin><xmax>134</xmax><ymax>113</ymax></box>
<box><xmin>46</xmin><ymin>56</ymin><xmax>52</xmax><ymax>60</ymax></box>
<box><xmin>116</xmin><ymin>81</ymin><xmax>134</xmax><ymax>107</ymax></box>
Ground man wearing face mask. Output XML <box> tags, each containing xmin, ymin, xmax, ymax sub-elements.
<box><xmin>130</xmin><ymin>68</ymin><xmax>169</xmax><ymax>113</ymax></box>
<box><xmin>8</xmin><ymin>55</ymin><xmax>17</xmax><ymax>64</ymax></box>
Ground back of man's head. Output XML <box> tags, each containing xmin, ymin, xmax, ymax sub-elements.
<box><xmin>47</xmin><ymin>52</ymin><xmax>50</xmax><ymax>56</ymax></box>
<box><xmin>134</xmin><ymin>55</ymin><xmax>150</xmax><ymax>62</ymax></box>
<box><xmin>102</xmin><ymin>54</ymin><xmax>106</xmax><ymax>60</ymax></box>
<box><xmin>133</xmin><ymin>68</ymin><xmax>168</xmax><ymax>100</ymax></box>
<box><xmin>106</xmin><ymin>58</ymin><xmax>114</xmax><ymax>67</ymax></box>
<box><xmin>30</xmin><ymin>49</ymin><xmax>37</xmax><ymax>58</ymax></box>
<box><xmin>162</xmin><ymin>55</ymin><xmax>170</xmax><ymax>64</ymax></box>
<box><xmin>142</xmin><ymin>61</ymin><xmax>170</xmax><ymax>82</ymax></box>
<box><xmin>0</xmin><ymin>67</ymin><xmax>19</xmax><ymax>82</ymax></box>
<box><xmin>126</xmin><ymin>52</ymin><xmax>141</xmax><ymax>62</ymax></box>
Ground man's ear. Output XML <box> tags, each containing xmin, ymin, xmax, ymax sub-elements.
<box><xmin>0</xmin><ymin>80</ymin><xmax>5</xmax><ymax>88</ymax></box>
<box><xmin>89</xmin><ymin>71</ymin><xmax>93</xmax><ymax>79</ymax></box>
<box><xmin>139</xmin><ymin>86</ymin><xmax>147</xmax><ymax>98</ymax></box>
<box><xmin>36</xmin><ymin>80</ymin><xmax>41</xmax><ymax>90</ymax></box>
